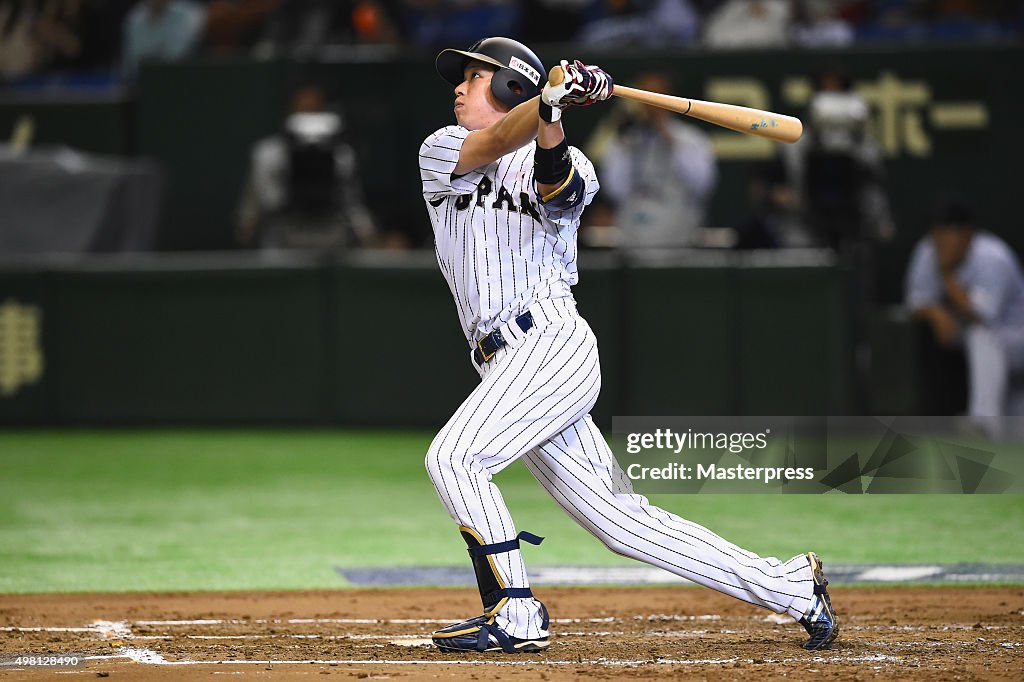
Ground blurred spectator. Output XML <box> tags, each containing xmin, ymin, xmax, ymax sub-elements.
<box><xmin>350</xmin><ymin>0</ymin><xmax>401</xmax><ymax>44</ymax></box>
<box><xmin>255</xmin><ymin>0</ymin><xmax>399</xmax><ymax>56</ymax></box>
<box><xmin>782</xmin><ymin>67</ymin><xmax>894</xmax><ymax>254</ymax></box>
<box><xmin>927</xmin><ymin>0</ymin><xmax>1017</xmax><ymax>41</ymax></box>
<box><xmin>905</xmin><ymin>200</ymin><xmax>1024</xmax><ymax>430</ymax></box>
<box><xmin>203</xmin><ymin>0</ymin><xmax>280</xmax><ymax>54</ymax></box>
<box><xmin>854</xmin><ymin>0</ymin><xmax>928</xmax><ymax>42</ymax></box>
<box><xmin>587</xmin><ymin>72</ymin><xmax>717</xmax><ymax>249</ymax></box>
<box><xmin>0</xmin><ymin>0</ymin><xmax>83</xmax><ymax>82</ymax></box>
<box><xmin>791</xmin><ymin>0</ymin><xmax>855</xmax><ymax>46</ymax></box>
<box><xmin>703</xmin><ymin>0</ymin><xmax>792</xmax><ymax>48</ymax></box>
<box><xmin>402</xmin><ymin>0</ymin><xmax>520</xmax><ymax>47</ymax></box>
<box><xmin>236</xmin><ymin>84</ymin><xmax>381</xmax><ymax>251</ymax></box>
<box><xmin>0</xmin><ymin>1</ymin><xmax>138</xmax><ymax>83</ymax></box>
<box><xmin>734</xmin><ymin>157</ymin><xmax>810</xmax><ymax>249</ymax></box>
<box><xmin>578</xmin><ymin>0</ymin><xmax>699</xmax><ymax>46</ymax></box>
<box><xmin>122</xmin><ymin>0</ymin><xmax>205</xmax><ymax>78</ymax></box>
<box><xmin>852</xmin><ymin>0</ymin><xmax>1023</xmax><ymax>43</ymax></box>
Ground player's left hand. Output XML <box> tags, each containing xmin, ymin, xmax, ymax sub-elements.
<box><xmin>541</xmin><ymin>60</ymin><xmax>614</xmax><ymax>115</ymax></box>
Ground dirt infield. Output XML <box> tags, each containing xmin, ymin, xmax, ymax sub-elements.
<box><xmin>1</xmin><ymin>587</ymin><xmax>1022</xmax><ymax>680</ymax></box>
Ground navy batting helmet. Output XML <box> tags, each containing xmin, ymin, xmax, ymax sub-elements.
<box><xmin>435</xmin><ymin>37</ymin><xmax>545</xmax><ymax>109</ymax></box>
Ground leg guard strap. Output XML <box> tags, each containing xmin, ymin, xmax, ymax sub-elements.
<box><xmin>482</xmin><ymin>586</ymin><xmax>534</xmax><ymax>606</ymax></box>
<box><xmin>467</xmin><ymin>531</ymin><xmax>544</xmax><ymax>558</ymax></box>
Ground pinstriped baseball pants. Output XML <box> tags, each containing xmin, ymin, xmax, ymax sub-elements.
<box><xmin>425</xmin><ymin>297</ymin><xmax>815</xmax><ymax>640</ymax></box>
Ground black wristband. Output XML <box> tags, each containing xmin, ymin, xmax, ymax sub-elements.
<box><xmin>538</xmin><ymin>99</ymin><xmax>559</xmax><ymax>124</ymax></box>
<box><xmin>534</xmin><ymin>138</ymin><xmax>571</xmax><ymax>186</ymax></box>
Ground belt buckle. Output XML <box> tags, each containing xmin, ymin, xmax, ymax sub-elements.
<box><xmin>477</xmin><ymin>337</ymin><xmax>497</xmax><ymax>363</ymax></box>
<box><xmin>477</xmin><ymin>328</ymin><xmax>506</xmax><ymax>363</ymax></box>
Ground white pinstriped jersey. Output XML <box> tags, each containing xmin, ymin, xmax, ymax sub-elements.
<box><xmin>419</xmin><ymin>125</ymin><xmax>599</xmax><ymax>345</ymax></box>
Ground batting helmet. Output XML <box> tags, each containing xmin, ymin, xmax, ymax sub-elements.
<box><xmin>435</xmin><ymin>37</ymin><xmax>545</xmax><ymax>109</ymax></box>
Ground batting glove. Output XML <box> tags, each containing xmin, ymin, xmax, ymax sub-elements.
<box><xmin>572</xmin><ymin>62</ymin><xmax>614</xmax><ymax>105</ymax></box>
<box><xmin>540</xmin><ymin>60</ymin><xmax>614</xmax><ymax>123</ymax></box>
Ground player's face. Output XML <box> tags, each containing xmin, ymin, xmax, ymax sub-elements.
<box><xmin>453</xmin><ymin>63</ymin><xmax>508</xmax><ymax>130</ymax></box>
<box><xmin>932</xmin><ymin>225</ymin><xmax>973</xmax><ymax>270</ymax></box>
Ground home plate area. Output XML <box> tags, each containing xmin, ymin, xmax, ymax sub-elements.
<box><xmin>1</xmin><ymin>586</ymin><xmax>1022</xmax><ymax>680</ymax></box>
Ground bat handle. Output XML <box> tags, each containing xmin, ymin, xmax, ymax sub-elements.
<box><xmin>547</xmin><ymin>65</ymin><xmax>565</xmax><ymax>87</ymax></box>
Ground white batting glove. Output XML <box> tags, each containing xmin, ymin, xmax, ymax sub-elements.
<box><xmin>539</xmin><ymin>86</ymin><xmax>564</xmax><ymax>123</ymax></box>
<box><xmin>539</xmin><ymin>69</ymin><xmax>569</xmax><ymax>123</ymax></box>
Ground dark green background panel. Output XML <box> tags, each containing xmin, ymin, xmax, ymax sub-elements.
<box><xmin>737</xmin><ymin>267</ymin><xmax>853</xmax><ymax>414</ymax></box>
<box><xmin>621</xmin><ymin>267</ymin><xmax>737</xmax><ymax>415</ymax></box>
<box><xmin>330</xmin><ymin>262</ymin><xmax>477</xmax><ymax>427</ymax></box>
<box><xmin>136</xmin><ymin>59</ymin><xmax>293</xmax><ymax>251</ymax></box>
<box><xmin>0</xmin><ymin>259</ymin><xmax>856</xmax><ymax>425</ymax></box>
<box><xmin>48</xmin><ymin>267</ymin><xmax>326</xmax><ymax>422</ymax></box>
<box><xmin>0</xmin><ymin>97</ymin><xmax>133</xmax><ymax>156</ymax></box>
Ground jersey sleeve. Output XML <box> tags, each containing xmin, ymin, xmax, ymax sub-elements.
<box><xmin>539</xmin><ymin>146</ymin><xmax>600</xmax><ymax>228</ymax></box>
<box><xmin>967</xmin><ymin>239</ymin><xmax>1020</xmax><ymax>325</ymax></box>
<box><xmin>419</xmin><ymin>126</ymin><xmax>485</xmax><ymax>199</ymax></box>
<box><xmin>904</xmin><ymin>238</ymin><xmax>941</xmax><ymax>311</ymax></box>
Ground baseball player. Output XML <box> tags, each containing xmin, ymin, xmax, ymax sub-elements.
<box><xmin>418</xmin><ymin>37</ymin><xmax>838</xmax><ymax>654</ymax></box>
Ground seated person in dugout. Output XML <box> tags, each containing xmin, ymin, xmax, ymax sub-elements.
<box><xmin>905</xmin><ymin>200</ymin><xmax>1024</xmax><ymax>432</ymax></box>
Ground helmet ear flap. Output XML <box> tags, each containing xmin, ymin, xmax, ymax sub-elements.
<box><xmin>490</xmin><ymin>72</ymin><xmax>526</xmax><ymax>110</ymax></box>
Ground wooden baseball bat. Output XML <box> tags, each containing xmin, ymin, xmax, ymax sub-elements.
<box><xmin>548</xmin><ymin>66</ymin><xmax>803</xmax><ymax>144</ymax></box>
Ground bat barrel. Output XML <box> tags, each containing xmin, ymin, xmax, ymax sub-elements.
<box><xmin>611</xmin><ymin>85</ymin><xmax>803</xmax><ymax>144</ymax></box>
<box><xmin>685</xmin><ymin>98</ymin><xmax>803</xmax><ymax>144</ymax></box>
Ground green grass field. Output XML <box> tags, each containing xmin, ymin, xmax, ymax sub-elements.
<box><xmin>1</xmin><ymin>429</ymin><xmax>1022</xmax><ymax>594</ymax></box>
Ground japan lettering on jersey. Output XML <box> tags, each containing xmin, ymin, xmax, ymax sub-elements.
<box><xmin>419</xmin><ymin>125</ymin><xmax>599</xmax><ymax>344</ymax></box>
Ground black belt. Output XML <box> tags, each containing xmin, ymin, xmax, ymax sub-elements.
<box><xmin>473</xmin><ymin>312</ymin><xmax>534</xmax><ymax>365</ymax></box>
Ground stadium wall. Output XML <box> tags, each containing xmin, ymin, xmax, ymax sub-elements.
<box><xmin>0</xmin><ymin>255</ymin><xmax>853</xmax><ymax>426</ymax></box>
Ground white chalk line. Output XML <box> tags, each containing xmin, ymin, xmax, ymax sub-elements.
<box><xmin>75</xmin><ymin>649</ymin><xmax>902</xmax><ymax>667</ymax></box>
<box><xmin>4</xmin><ymin>617</ymin><xmax>1004</xmax><ymax>640</ymax></box>
<box><xmin>3</xmin><ymin>621</ymin><xmax>990</xmax><ymax>636</ymax></box>
<box><xmin>92</xmin><ymin>620</ymin><xmax>133</xmax><ymax>638</ymax></box>
<box><xmin>0</xmin><ymin>620</ymin><xmax>132</xmax><ymax>638</ymax></box>
<box><xmin>131</xmin><ymin>614</ymin><xmax>719</xmax><ymax>627</ymax></box>
<box><xmin>125</xmin><ymin>630</ymin><xmax>717</xmax><ymax>641</ymax></box>
<box><xmin>0</xmin><ymin>626</ymin><xmax>95</xmax><ymax>633</ymax></box>
<box><xmin>7</xmin><ymin>614</ymin><xmax>1004</xmax><ymax>670</ymax></box>
<box><xmin>75</xmin><ymin>649</ymin><xmax>168</xmax><ymax>664</ymax></box>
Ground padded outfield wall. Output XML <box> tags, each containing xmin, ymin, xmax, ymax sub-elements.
<box><xmin>0</xmin><ymin>253</ymin><xmax>852</xmax><ymax>426</ymax></box>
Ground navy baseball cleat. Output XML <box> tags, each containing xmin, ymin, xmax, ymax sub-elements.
<box><xmin>799</xmin><ymin>552</ymin><xmax>840</xmax><ymax>650</ymax></box>
<box><xmin>432</xmin><ymin>603</ymin><xmax>550</xmax><ymax>653</ymax></box>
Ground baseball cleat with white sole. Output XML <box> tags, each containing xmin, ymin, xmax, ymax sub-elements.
<box><xmin>432</xmin><ymin>609</ymin><xmax>550</xmax><ymax>653</ymax></box>
<box><xmin>799</xmin><ymin>551</ymin><xmax>840</xmax><ymax>650</ymax></box>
